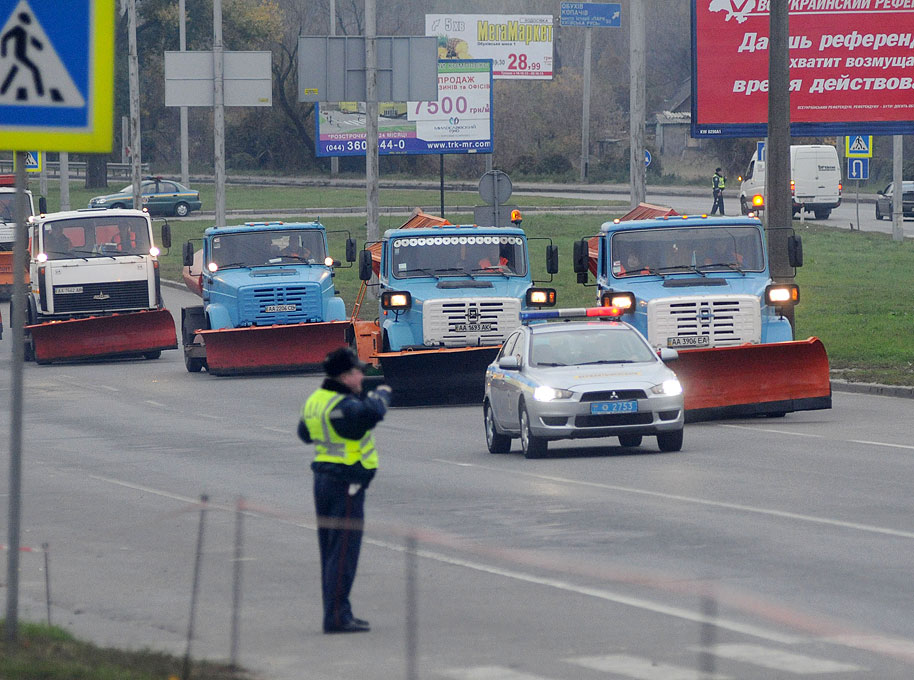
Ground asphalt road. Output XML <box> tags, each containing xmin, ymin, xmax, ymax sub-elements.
<box><xmin>3</xmin><ymin>288</ymin><xmax>914</xmax><ymax>680</ymax></box>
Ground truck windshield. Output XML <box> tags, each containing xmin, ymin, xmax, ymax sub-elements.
<box><xmin>391</xmin><ymin>233</ymin><xmax>527</xmax><ymax>279</ymax></box>
<box><xmin>211</xmin><ymin>230</ymin><xmax>327</xmax><ymax>268</ymax></box>
<box><xmin>610</xmin><ymin>226</ymin><xmax>764</xmax><ymax>278</ymax></box>
<box><xmin>41</xmin><ymin>215</ymin><xmax>152</xmax><ymax>260</ymax></box>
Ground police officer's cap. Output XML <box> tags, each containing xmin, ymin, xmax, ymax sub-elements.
<box><xmin>324</xmin><ymin>347</ymin><xmax>368</xmax><ymax>376</ymax></box>
<box><xmin>715</xmin><ymin>167</ymin><xmax>722</xmax><ymax>172</ymax></box>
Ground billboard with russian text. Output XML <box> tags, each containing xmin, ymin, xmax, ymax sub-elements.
<box><xmin>692</xmin><ymin>0</ymin><xmax>914</xmax><ymax>137</ymax></box>
<box><xmin>426</xmin><ymin>14</ymin><xmax>553</xmax><ymax>79</ymax></box>
<box><xmin>316</xmin><ymin>60</ymin><xmax>493</xmax><ymax>157</ymax></box>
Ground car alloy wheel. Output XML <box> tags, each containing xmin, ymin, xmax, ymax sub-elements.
<box><xmin>484</xmin><ymin>402</ymin><xmax>511</xmax><ymax>454</ymax></box>
<box><xmin>520</xmin><ymin>406</ymin><xmax>547</xmax><ymax>459</ymax></box>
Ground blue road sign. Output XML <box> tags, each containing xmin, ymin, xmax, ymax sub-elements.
<box><xmin>644</xmin><ymin>149</ymin><xmax>652</xmax><ymax>168</ymax></box>
<box><xmin>757</xmin><ymin>141</ymin><xmax>766</xmax><ymax>163</ymax></box>
<box><xmin>847</xmin><ymin>157</ymin><xmax>869</xmax><ymax>181</ymax></box>
<box><xmin>560</xmin><ymin>2</ymin><xmax>622</xmax><ymax>27</ymax></box>
<box><xmin>0</xmin><ymin>0</ymin><xmax>114</xmax><ymax>151</ymax></box>
<box><xmin>845</xmin><ymin>134</ymin><xmax>873</xmax><ymax>158</ymax></box>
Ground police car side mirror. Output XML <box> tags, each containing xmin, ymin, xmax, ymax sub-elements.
<box><xmin>498</xmin><ymin>355</ymin><xmax>521</xmax><ymax>370</ymax></box>
<box><xmin>658</xmin><ymin>347</ymin><xmax>679</xmax><ymax>362</ymax></box>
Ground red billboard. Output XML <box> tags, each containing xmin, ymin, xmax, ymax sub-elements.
<box><xmin>692</xmin><ymin>0</ymin><xmax>914</xmax><ymax>137</ymax></box>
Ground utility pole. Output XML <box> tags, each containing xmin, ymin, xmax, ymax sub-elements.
<box><xmin>365</xmin><ymin>0</ymin><xmax>379</xmax><ymax>242</ymax></box>
<box><xmin>767</xmin><ymin>0</ymin><xmax>794</xmax><ymax>329</ymax></box>
<box><xmin>580</xmin><ymin>27</ymin><xmax>592</xmax><ymax>182</ymax></box>
<box><xmin>629</xmin><ymin>0</ymin><xmax>645</xmax><ymax>208</ymax></box>
<box><xmin>60</xmin><ymin>152</ymin><xmax>70</xmax><ymax>211</ymax></box>
<box><xmin>330</xmin><ymin>0</ymin><xmax>339</xmax><ymax>177</ymax></box>
<box><xmin>213</xmin><ymin>0</ymin><xmax>226</xmax><ymax>227</ymax></box>
<box><xmin>5</xmin><ymin>153</ymin><xmax>26</xmax><ymax>643</ymax></box>
<box><xmin>127</xmin><ymin>0</ymin><xmax>142</xmax><ymax>208</ymax></box>
<box><xmin>179</xmin><ymin>0</ymin><xmax>189</xmax><ymax>187</ymax></box>
<box><xmin>892</xmin><ymin>135</ymin><xmax>903</xmax><ymax>242</ymax></box>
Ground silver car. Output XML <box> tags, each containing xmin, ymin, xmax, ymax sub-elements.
<box><xmin>875</xmin><ymin>181</ymin><xmax>914</xmax><ymax>221</ymax></box>
<box><xmin>484</xmin><ymin>314</ymin><xmax>684</xmax><ymax>458</ymax></box>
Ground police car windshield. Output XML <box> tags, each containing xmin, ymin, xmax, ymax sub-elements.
<box><xmin>391</xmin><ymin>233</ymin><xmax>527</xmax><ymax>279</ymax></box>
<box><xmin>211</xmin><ymin>230</ymin><xmax>326</xmax><ymax>268</ymax></box>
<box><xmin>531</xmin><ymin>327</ymin><xmax>657</xmax><ymax>367</ymax></box>
<box><xmin>611</xmin><ymin>226</ymin><xmax>764</xmax><ymax>278</ymax></box>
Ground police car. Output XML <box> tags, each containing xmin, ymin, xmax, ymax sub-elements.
<box><xmin>483</xmin><ymin>307</ymin><xmax>684</xmax><ymax>458</ymax></box>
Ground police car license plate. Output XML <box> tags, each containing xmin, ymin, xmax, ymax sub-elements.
<box><xmin>265</xmin><ymin>304</ymin><xmax>297</xmax><ymax>312</ymax></box>
<box><xmin>454</xmin><ymin>323</ymin><xmax>492</xmax><ymax>332</ymax></box>
<box><xmin>591</xmin><ymin>400</ymin><xmax>638</xmax><ymax>414</ymax></box>
<box><xmin>667</xmin><ymin>336</ymin><xmax>710</xmax><ymax>348</ymax></box>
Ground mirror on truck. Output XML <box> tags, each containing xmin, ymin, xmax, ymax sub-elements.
<box><xmin>573</xmin><ymin>239</ymin><xmax>589</xmax><ymax>283</ymax></box>
<box><xmin>346</xmin><ymin>237</ymin><xmax>357</xmax><ymax>263</ymax></box>
<box><xmin>546</xmin><ymin>244</ymin><xmax>559</xmax><ymax>274</ymax></box>
<box><xmin>160</xmin><ymin>222</ymin><xmax>172</xmax><ymax>249</ymax></box>
<box><xmin>358</xmin><ymin>249</ymin><xmax>373</xmax><ymax>281</ymax></box>
<box><xmin>38</xmin><ymin>196</ymin><xmax>47</xmax><ymax>214</ymax></box>
<box><xmin>788</xmin><ymin>234</ymin><xmax>803</xmax><ymax>268</ymax></box>
<box><xmin>182</xmin><ymin>241</ymin><xmax>194</xmax><ymax>267</ymax></box>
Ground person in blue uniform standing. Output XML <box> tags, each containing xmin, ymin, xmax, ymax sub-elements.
<box><xmin>299</xmin><ymin>347</ymin><xmax>391</xmax><ymax>633</ymax></box>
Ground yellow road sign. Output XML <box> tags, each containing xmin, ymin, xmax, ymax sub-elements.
<box><xmin>845</xmin><ymin>135</ymin><xmax>873</xmax><ymax>158</ymax></box>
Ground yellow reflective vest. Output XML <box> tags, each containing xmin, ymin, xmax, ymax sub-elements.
<box><xmin>713</xmin><ymin>173</ymin><xmax>726</xmax><ymax>190</ymax></box>
<box><xmin>302</xmin><ymin>388</ymin><xmax>379</xmax><ymax>469</ymax></box>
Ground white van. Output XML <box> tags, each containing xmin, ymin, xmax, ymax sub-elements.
<box><xmin>739</xmin><ymin>144</ymin><xmax>842</xmax><ymax>220</ymax></box>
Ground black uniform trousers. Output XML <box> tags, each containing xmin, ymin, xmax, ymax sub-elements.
<box><xmin>711</xmin><ymin>188</ymin><xmax>725</xmax><ymax>215</ymax></box>
<box><xmin>314</xmin><ymin>471</ymin><xmax>365</xmax><ymax>630</ymax></box>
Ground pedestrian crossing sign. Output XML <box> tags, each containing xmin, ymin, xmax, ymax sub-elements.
<box><xmin>12</xmin><ymin>149</ymin><xmax>40</xmax><ymax>171</ymax></box>
<box><xmin>0</xmin><ymin>0</ymin><xmax>113</xmax><ymax>152</ymax></box>
<box><xmin>845</xmin><ymin>134</ymin><xmax>873</xmax><ymax>158</ymax></box>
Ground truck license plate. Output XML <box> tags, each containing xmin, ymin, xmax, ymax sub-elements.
<box><xmin>265</xmin><ymin>304</ymin><xmax>297</xmax><ymax>312</ymax></box>
<box><xmin>454</xmin><ymin>323</ymin><xmax>492</xmax><ymax>332</ymax></box>
<box><xmin>591</xmin><ymin>400</ymin><xmax>638</xmax><ymax>414</ymax></box>
<box><xmin>667</xmin><ymin>336</ymin><xmax>710</xmax><ymax>348</ymax></box>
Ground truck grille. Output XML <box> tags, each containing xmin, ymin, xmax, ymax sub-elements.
<box><xmin>423</xmin><ymin>297</ymin><xmax>521</xmax><ymax>348</ymax></box>
<box><xmin>647</xmin><ymin>295</ymin><xmax>760</xmax><ymax>347</ymax></box>
<box><xmin>52</xmin><ymin>280</ymin><xmax>151</xmax><ymax>313</ymax></box>
<box><xmin>240</xmin><ymin>284</ymin><xmax>323</xmax><ymax>325</ymax></box>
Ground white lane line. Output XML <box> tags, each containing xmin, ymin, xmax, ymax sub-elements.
<box><xmin>144</xmin><ymin>400</ymin><xmax>167</xmax><ymax>408</ymax></box>
<box><xmin>370</xmin><ymin>536</ymin><xmax>800</xmax><ymax>644</ymax></box>
<box><xmin>438</xmin><ymin>667</ymin><xmax>555</xmax><ymax>680</ymax></box>
<box><xmin>719</xmin><ymin>424</ymin><xmax>823</xmax><ymax>438</ymax></box>
<box><xmin>260</xmin><ymin>426</ymin><xmax>289</xmax><ymax>434</ymax></box>
<box><xmin>692</xmin><ymin>643</ymin><xmax>864</xmax><ymax>674</ymax></box>
<box><xmin>433</xmin><ymin>460</ymin><xmax>914</xmax><ymax>540</ymax></box>
<box><xmin>89</xmin><ymin>475</ymin><xmax>200</xmax><ymax>505</ymax></box>
<box><xmin>570</xmin><ymin>654</ymin><xmax>731</xmax><ymax>680</ymax></box>
<box><xmin>849</xmin><ymin>439</ymin><xmax>914</xmax><ymax>451</ymax></box>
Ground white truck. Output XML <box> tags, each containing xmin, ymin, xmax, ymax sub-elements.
<box><xmin>0</xmin><ymin>174</ymin><xmax>44</xmax><ymax>299</ymax></box>
<box><xmin>739</xmin><ymin>144</ymin><xmax>842</xmax><ymax>220</ymax></box>
<box><xmin>21</xmin><ymin>208</ymin><xmax>178</xmax><ymax>363</ymax></box>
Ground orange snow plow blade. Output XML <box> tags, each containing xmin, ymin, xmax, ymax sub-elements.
<box><xmin>196</xmin><ymin>321</ymin><xmax>351</xmax><ymax>376</ymax></box>
<box><xmin>672</xmin><ymin>337</ymin><xmax>832</xmax><ymax>422</ymax></box>
<box><xmin>0</xmin><ymin>251</ymin><xmax>27</xmax><ymax>298</ymax></box>
<box><xmin>28</xmin><ymin>309</ymin><xmax>178</xmax><ymax>363</ymax></box>
<box><xmin>374</xmin><ymin>346</ymin><xmax>500</xmax><ymax>406</ymax></box>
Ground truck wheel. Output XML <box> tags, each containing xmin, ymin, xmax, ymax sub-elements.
<box><xmin>618</xmin><ymin>434</ymin><xmax>642</xmax><ymax>447</ymax></box>
<box><xmin>813</xmin><ymin>208</ymin><xmax>831</xmax><ymax>220</ymax></box>
<box><xmin>657</xmin><ymin>429</ymin><xmax>683</xmax><ymax>452</ymax></box>
<box><xmin>740</xmin><ymin>197</ymin><xmax>749</xmax><ymax>215</ymax></box>
<box><xmin>185</xmin><ymin>356</ymin><xmax>205</xmax><ymax>373</ymax></box>
<box><xmin>484</xmin><ymin>401</ymin><xmax>511</xmax><ymax>454</ymax></box>
<box><xmin>520</xmin><ymin>405</ymin><xmax>547</xmax><ymax>459</ymax></box>
<box><xmin>143</xmin><ymin>350</ymin><xmax>162</xmax><ymax>360</ymax></box>
<box><xmin>174</xmin><ymin>202</ymin><xmax>190</xmax><ymax>217</ymax></box>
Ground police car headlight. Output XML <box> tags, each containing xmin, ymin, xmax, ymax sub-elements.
<box><xmin>534</xmin><ymin>386</ymin><xmax>574</xmax><ymax>402</ymax></box>
<box><xmin>651</xmin><ymin>379</ymin><xmax>682</xmax><ymax>396</ymax></box>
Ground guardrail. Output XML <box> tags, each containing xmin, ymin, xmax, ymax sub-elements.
<box><xmin>0</xmin><ymin>160</ymin><xmax>149</xmax><ymax>179</ymax></box>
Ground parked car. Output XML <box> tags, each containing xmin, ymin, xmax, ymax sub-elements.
<box><xmin>483</xmin><ymin>307</ymin><xmax>684</xmax><ymax>459</ymax></box>
<box><xmin>875</xmin><ymin>181</ymin><xmax>914</xmax><ymax>220</ymax></box>
<box><xmin>89</xmin><ymin>176</ymin><xmax>202</xmax><ymax>217</ymax></box>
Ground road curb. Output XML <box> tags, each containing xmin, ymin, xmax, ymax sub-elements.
<box><xmin>830</xmin><ymin>379</ymin><xmax>914</xmax><ymax>399</ymax></box>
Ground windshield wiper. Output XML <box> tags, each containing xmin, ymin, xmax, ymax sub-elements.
<box><xmin>699</xmin><ymin>261</ymin><xmax>745</xmax><ymax>275</ymax></box>
<box><xmin>434</xmin><ymin>267</ymin><xmax>474</xmax><ymax>277</ymax></box>
<box><xmin>400</xmin><ymin>267</ymin><xmax>439</xmax><ymax>278</ymax></box>
<box><xmin>472</xmin><ymin>266</ymin><xmax>510</xmax><ymax>277</ymax></box>
<box><xmin>655</xmin><ymin>264</ymin><xmax>705</xmax><ymax>277</ymax></box>
<box><xmin>536</xmin><ymin>362</ymin><xmax>567</xmax><ymax>367</ymax></box>
<box><xmin>578</xmin><ymin>359</ymin><xmax>637</xmax><ymax>365</ymax></box>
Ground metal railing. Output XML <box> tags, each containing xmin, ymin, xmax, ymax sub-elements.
<box><xmin>0</xmin><ymin>160</ymin><xmax>150</xmax><ymax>179</ymax></box>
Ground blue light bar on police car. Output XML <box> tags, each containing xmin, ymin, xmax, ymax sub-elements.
<box><xmin>520</xmin><ymin>306</ymin><xmax>623</xmax><ymax>321</ymax></box>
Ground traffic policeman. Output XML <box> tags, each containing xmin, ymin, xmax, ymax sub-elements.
<box><xmin>299</xmin><ymin>347</ymin><xmax>391</xmax><ymax>633</ymax></box>
<box><xmin>711</xmin><ymin>167</ymin><xmax>726</xmax><ymax>215</ymax></box>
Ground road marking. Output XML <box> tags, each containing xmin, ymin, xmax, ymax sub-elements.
<box><xmin>849</xmin><ymin>439</ymin><xmax>914</xmax><ymax>451</ymax></box>
<box><xmin>89</xmin><ymin>475</ymin><xmax>200</xmax><ymax>505</ymax></box>
<box><xmin>719</xmin><ymin>424</ymin><xmax>823</xmax><ymax>438</ymax></box>
<box><xmin>370</xmin><ymin>536</ymin><xmax>800</xmax><ymax>644</ymax></box>
<box><xmin>434</xmin><ymin>460</ymin><xmax>914</xmax><ymax>540</ymax></box>
<box><xmin>260</xmin><ymin>426</ymin><xmax>289</xmax><ymax>434</ymax></box>
<box><xmin>144</xmin><ymin>400</ymin><xmax>167</xmax><ymax>408</ymax></box>
<box><xmin>692</xmin><ymin>643</ymin><xmax>864</xmax><ymax>673</ymax></box>
<box><xmin>570</xmin><ymin>654</ymin><xmax>731</xmax><ymax>679</ymax></box>
<box><xmin>438</xmin><ymin>667</ymin><xmax>554</xmax><ymax>680</ymax></box>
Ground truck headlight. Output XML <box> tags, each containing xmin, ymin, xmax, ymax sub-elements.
<box><xmin>381</xmin><ymin>291</ymin><xmax>411</xmax><ymax>310</ymax></box>
<box><xmin>651</xmin><ymin>379</ymin><xmax>682</xmax><ymax>396</ymax></box>
<box><xmin>600</xmin><ymin>291</ymin><xmax>635</xmax><ymax>311</ymax></box>
<box><xmin>534</xmin><ymin>386</ymin><xmax>574</xmax><ymax>402</ymax></box>
<box><xmin>526</xmin><ymin>287</ymin><xmax>556</xmax><ymax>307</ymax></box>
<box><xmin>765</xmin><ymin>284</ymin><xmax>799</xmax><ymax>305</ymax></box>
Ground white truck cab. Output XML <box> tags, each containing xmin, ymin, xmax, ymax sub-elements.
<box><xmin>739</xmin><ymin>144</ymin><xmax>842</xmax><ymax>220</ymax></box>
